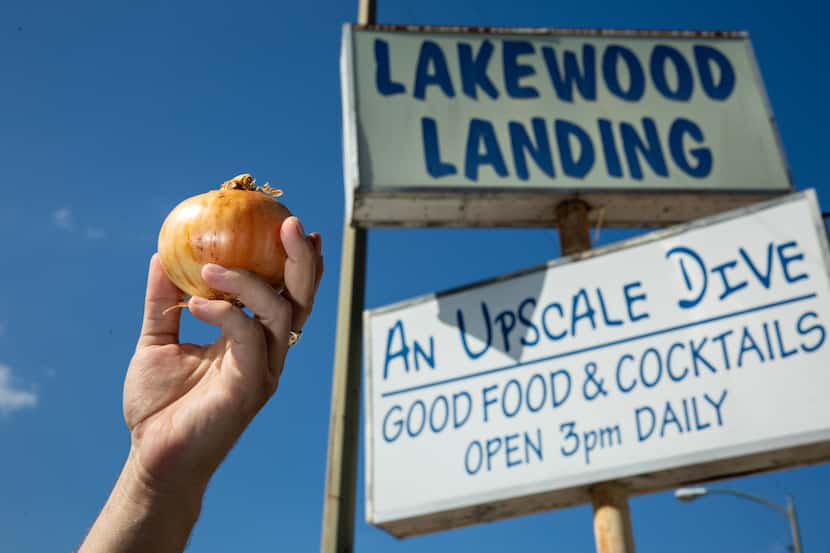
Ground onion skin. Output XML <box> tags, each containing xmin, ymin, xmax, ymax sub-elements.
<box><xmin>157</xmin><ymin>177</ymin><xmax>292</xmax><ymax>302</ymax></box>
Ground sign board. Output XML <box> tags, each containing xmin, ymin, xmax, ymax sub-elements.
<box><xmin>364</xmin><ymin>190</ymin><xmax>830</xmax><ymax>537</ymax></box>
<box><xmin>341</xmin><ymin>25</ymin><xmax>792</xmax><ymax>227</ymax></box>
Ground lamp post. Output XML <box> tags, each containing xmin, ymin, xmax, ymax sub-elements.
<box><xmin>674</xmin><ymin>487</ymin><xmax>803</xmax><ymax>553</ymax></box>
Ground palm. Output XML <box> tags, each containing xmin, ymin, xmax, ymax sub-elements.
<box><xmin>124</xmin><ymin>334</ymin><xmax>274</xmax><ymax>489</ymax></box>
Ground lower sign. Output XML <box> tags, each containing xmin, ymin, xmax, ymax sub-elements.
<box><xmin>364</xmin><ymin>190</ymin><xmax>830</xmax><ymax>537</ymax></box>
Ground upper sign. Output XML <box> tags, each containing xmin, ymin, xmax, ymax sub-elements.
<box><xmin>341</xmin><ymin>25</ymin><xmax>792</xmax><ymax>227</ymax></box>
<box><xmin>364</xmin><ymin>190</ymin><xmax>830</xmax><ymax>537</ymax></box>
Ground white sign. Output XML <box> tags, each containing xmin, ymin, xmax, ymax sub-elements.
<box><xmin>341</xmin><ymin>26</ymin><xmax>792</xmax><ymax>227</ymax></box>
<box><xmin>364</xmin><ymin>190</ymin><xmax>830</xmax><ymax>536</ymax></box>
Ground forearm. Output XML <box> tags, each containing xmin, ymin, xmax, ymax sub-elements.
<box><xmin>79</xmin><ymin>452</ymin><xmax>205</xmax><ymax>553</ymax></box>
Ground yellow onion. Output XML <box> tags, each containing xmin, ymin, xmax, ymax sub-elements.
<box><xmin>158</xmin><ymin>173</ymin><xmax>292</xmax><ymax>302</ymax></box>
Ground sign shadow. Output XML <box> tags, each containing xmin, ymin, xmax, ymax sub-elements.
<box><xmin>435</xmin><ymin>265</ymin><xmax>549</xmax><ymax>362</ymax></box>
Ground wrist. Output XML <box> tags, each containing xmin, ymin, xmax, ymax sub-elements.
<box><xmin>122</xmin><ymin>448</ymin><xmax>206</xmax><ymax>521</ymax></box>
<box><xmin>79</xmin><ymin>453</ymin><xmax>206</xmax><ymax>553</ymax></box>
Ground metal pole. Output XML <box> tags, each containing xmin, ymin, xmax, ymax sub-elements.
<box><xmin>787</xmin><ymin>496</ymin><xmax>804</xmax><ymax>553</ymax></box>
<box><xmin>320</xmin><ymin>4</ymin><xmax>374</xmax><ymax>552</ymax></box>
<box><xmin>555</xmin><ymin>199</ymin><xmax>635</xmax><ymax>553</ymax></box>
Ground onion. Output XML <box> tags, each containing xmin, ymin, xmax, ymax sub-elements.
<box><xmin>157</xmin><ymin>173</ymin><xmax>292</xmax><ymax>303</ymax></box>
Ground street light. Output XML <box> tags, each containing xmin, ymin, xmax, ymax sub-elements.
<box><xmin>674</xmin><ymin>487</ymin><xmax>804</xmax><ymax>553</ymax></box>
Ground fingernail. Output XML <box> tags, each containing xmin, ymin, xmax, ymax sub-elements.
<box><xmin>190</xmin><ymin>296</ymin><xmax>208</xmax><ymax>308</ymax></box>
<box><xmin>293</xmin><ymin>217</ymin><xmax>305</xmax><ymax>238</ymax></box>
<box><xmin>203</xmin><ymin>263</ymin><xmax>227</xmax><ymax>277</ymax></box>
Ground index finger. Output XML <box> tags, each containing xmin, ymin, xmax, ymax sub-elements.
<box><xmin>137</xmin><ymin>253</ymin><xmax>184</xmax><ymax>348</ymax></box>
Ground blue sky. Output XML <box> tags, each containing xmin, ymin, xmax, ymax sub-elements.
<box><xmin>1</xmin><ymin>0</ymin><xmax>829</xmax><ymax>552</ymax></box>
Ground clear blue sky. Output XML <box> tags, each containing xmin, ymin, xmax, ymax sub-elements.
<box><xmin>1</xmin><ymin>1</ymin><xmax>828</xmax><ymax>552</ymax></box>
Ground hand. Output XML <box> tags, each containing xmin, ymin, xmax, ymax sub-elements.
<box><xmin>124</xmin><ymin>216</ymin><xmax>323</xmax><ymax>498</ymax></box>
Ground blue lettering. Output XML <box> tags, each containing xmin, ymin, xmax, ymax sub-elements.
<box><xmin>541</xmin><ymin>302</ymin><xmax>567</xmax><ymax>340</ymax></box>
<box><xmin>482</xmin><ymin>384</ymin><xmax>498</xmax><ymax>422</ymax></box>
<box><xmin>382</xmin><ymin>405</ymin><xmax>403</xmax><ymax>442</ymax></box>
<box><xmin>509</xmin><ymin>118</ymin><xmax>555</xmax><ymax>180</ymax></box>
<box><xmin>603</xmin><ymin>45</ymin><xmax>645</xmax><ymax>101</ymax></box>
<box><xmin>690</xmin><ymin>337</ymin><xmax>717</xmax><ymax>375</ymax></box>
<box><xmin>639</xmin><ymin>348</ymin><xmax>663</xmax><ymax>388</ymax></box>
<box><xmin>616</xmin><ymin>353</ymin><xmax>636</xmax><ymax>393</ymax></box>
<box><xmin>623</xmin><ymin>281</ymin><xmax>649</xmax><ymax>322</ymax></box>
<box><xmin>596</xmin><ymin>287</ymin><xmax>623</xmax><ymax>326</ymax></box>
<box><xmin>694</xmin><ymin>45</ymin><xmax>735</xmax><ymax>101</ymax></box>
<box><xmin>599</xmin><ymin>118</ymin><xmax>623</xmax><ymax>178</ymax></box>
<box><xmin>659</xmin><ymin>401</ymin><xmax>683</xmax><ymax>438</ymax></box>
<box><xmin>505</xmin><ymin>433</ymin><xmax>521</xmax><ymax>468</ymax></box>
<box><xmin>712</xmin><ymin>330</ymin><xmax>734</xmax><ymax>370</ymax></box>
<box><xmin>502</xmin><ymin>379</ymin><xmax>522</xmax><ymax>418</ymax></box>
<box><xmin>525</xmin><ymin>429</ymin><xmax>544</xmax><ymax>462</ymax></box>
<box><xmin>421</xmin><ymin>117</ymin><xmax>458</xmax><ymax>178</ymax></box>
<box><xmin>560</xmin><ymin>421</ymin><xmax>579</xmax><ymax>457</ymax></box>
<box><xmin>774</xmin><ymin>319</ymin><xmax>798</xmax><ymax>358</ymax></box>
<box><xmin>666</xmin><ymin>342</ymin><xmax>688</xmax><ymax>381</ymax></box>
<box><xmin>413</xmin><ymin>337</ymin><xmax>435</xmax><ymax>370</ymax></box>
<box><xmin>453</xmin><ymin>391</ymin><xmax>473</xmax><ymax>428</ymax></box>
<box><xmin>777</xmin><ymin>241</ymin><xmax>809</xmax><ymax>283</ymax></box>
<box><xmin>798</xmin><ymin>311</ymin><xmax>826</xmax><ymax>353</ymax></box>
<box><xmin>406</xmin><ymin>400</ymin><xmax>426</xmax><ymax>438</ymax></box>
<box><xmin>555</xmin><ymin>119</ymin><xmax>594</xmax><ymax>178</ymax></box>
<box><xmin>635</xmin><ymin>406</ymin><xmax>656</xmax><ymax>442</ymax></box>
<box><xmin>711</xmin><ymin>260</ymin><xmax>748</xmax><ymax>301</ymax></box>
<box><xmin>383</xmin><ymin>320</ymin><xmax>410</xmax><ymax>379</ymax></box>
<box><xmin>550</xmin><ymin>369</ymin><xmax>572</xmax><ymax>407</ymax></box>
<box><xmin>571</xmin><ymin>288</ymin><xmax>597</xmax><ymax>337</ymax></box>
<box><xmin>494</xmin><ymin>309</ymin><xmax>517</xmax><ymax>352</ymax></box>
<box><xmin>414</xmin><ymin>41</ymin><xmax>455</xmax><ymax>100</ymax></box>
<box><xmin>429</xmin><ymin>396</ymin><xmax>449</xmax><ymax>433</ymax></box>
<box><xmin>486</xmin><ymin>437</ymin><xmax>502</xmax><ymax>471</ymax></box>
<box><xmin>739</xmin><ymin>243</ymin><xmax>774</xmax><ymax>288</ymax></box>
<box><xmin>374</xmin><ymin>39</ymin><xmax>406</xmax><ymax>95</ymax></box>
<box><xmin>457</xmin><ymin>302</ymin><xmax>492</xmax><ymax>359</ymax></box>
<box><xmin>650</xmin><ymin>45</ymin><xmax>693</xmax><ymax>101</ymax></box>
<box><xmin>737</xmin><ymin>327</ymin><xmax>765</xmax><ymax>368</ymax></box>
<box><xmin>503</xmin><ymin>40</ymin><xmax>539</xmax><ymax>98</ymax></box>
<box><xmin>526</xmin><ymin>374</ymin><xmax>547</xmax><ymax>412</ymax></box>
<box><xmin>703</xmin><ymin>389</ymin><xmax>728</xmax><ymax>426</ymax></box>
<box><xmin>669</xmin><ymin>118</ymin><xmax>712</xmax><ymax>178</ymax></box>
<box><xmin>541</xmin><ymin>44</ymin><xmax>597</xmax><ymax>101</ymax></box>
<box><xmin>465</xmin><ymin>440</ymin><xmax>483</xmax><ymax>475</ymax></box>
<box><xmin>518</xmin><ymin>298</ymin><xmax>540</xmax><ymax>346</ymax></box>
<box><xmin>666</xmin><ymin>246</ymin><xmax>707</xmax><ymax>309</ymax></box>
<box><xmin>458</xmin><ymin>40</ymin><xmax>499</xmax><ymax>99</ymax></box>
<box><xmin>621</xmin><ymin>118</ymin><xmax>668</xmax><ymax>180</ymax></box>
<box><xmin>465</xmin><ymin>118</ymin><xmax>509</xmax><ymax>181</ymax></box>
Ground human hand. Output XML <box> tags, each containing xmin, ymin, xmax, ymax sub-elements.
<box><xmin>123</xmin><ymin>216</ymin><xmax>323</xmax><ymax>500</ymax></box>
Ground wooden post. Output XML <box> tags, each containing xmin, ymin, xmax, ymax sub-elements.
<box><xmin>320</xmin><ymin>5</ymin><xmax>374</xmax><ymax>552</ymax></box>
<box><xmin>320</xmin><ymin>223</ymin><xmax>366</xmax><ymax>553</ymax></box>
<box><xmin>556</xmin><ymin>200</ymin><xmax>635</xmax><ymax>553</ymax></box>
<box><xmin>591</xmin><ymin>483</ymin><xmax>636</xmax><ymax>553</ymax></box>
<box><xmin>555</xmin><ymin>200</ymin><xmax>591</xmax><ymax>256</ymax></box>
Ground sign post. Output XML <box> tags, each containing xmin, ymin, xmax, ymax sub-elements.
<box><xmin>320</xmin><ymin>3</ymin><xmax>374</xmax><ymax>553</ymax></box>
<box><xmin>555</xmin><ymin>205</ymin><xmax>636</xmax><ymax>553</ymax></box>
